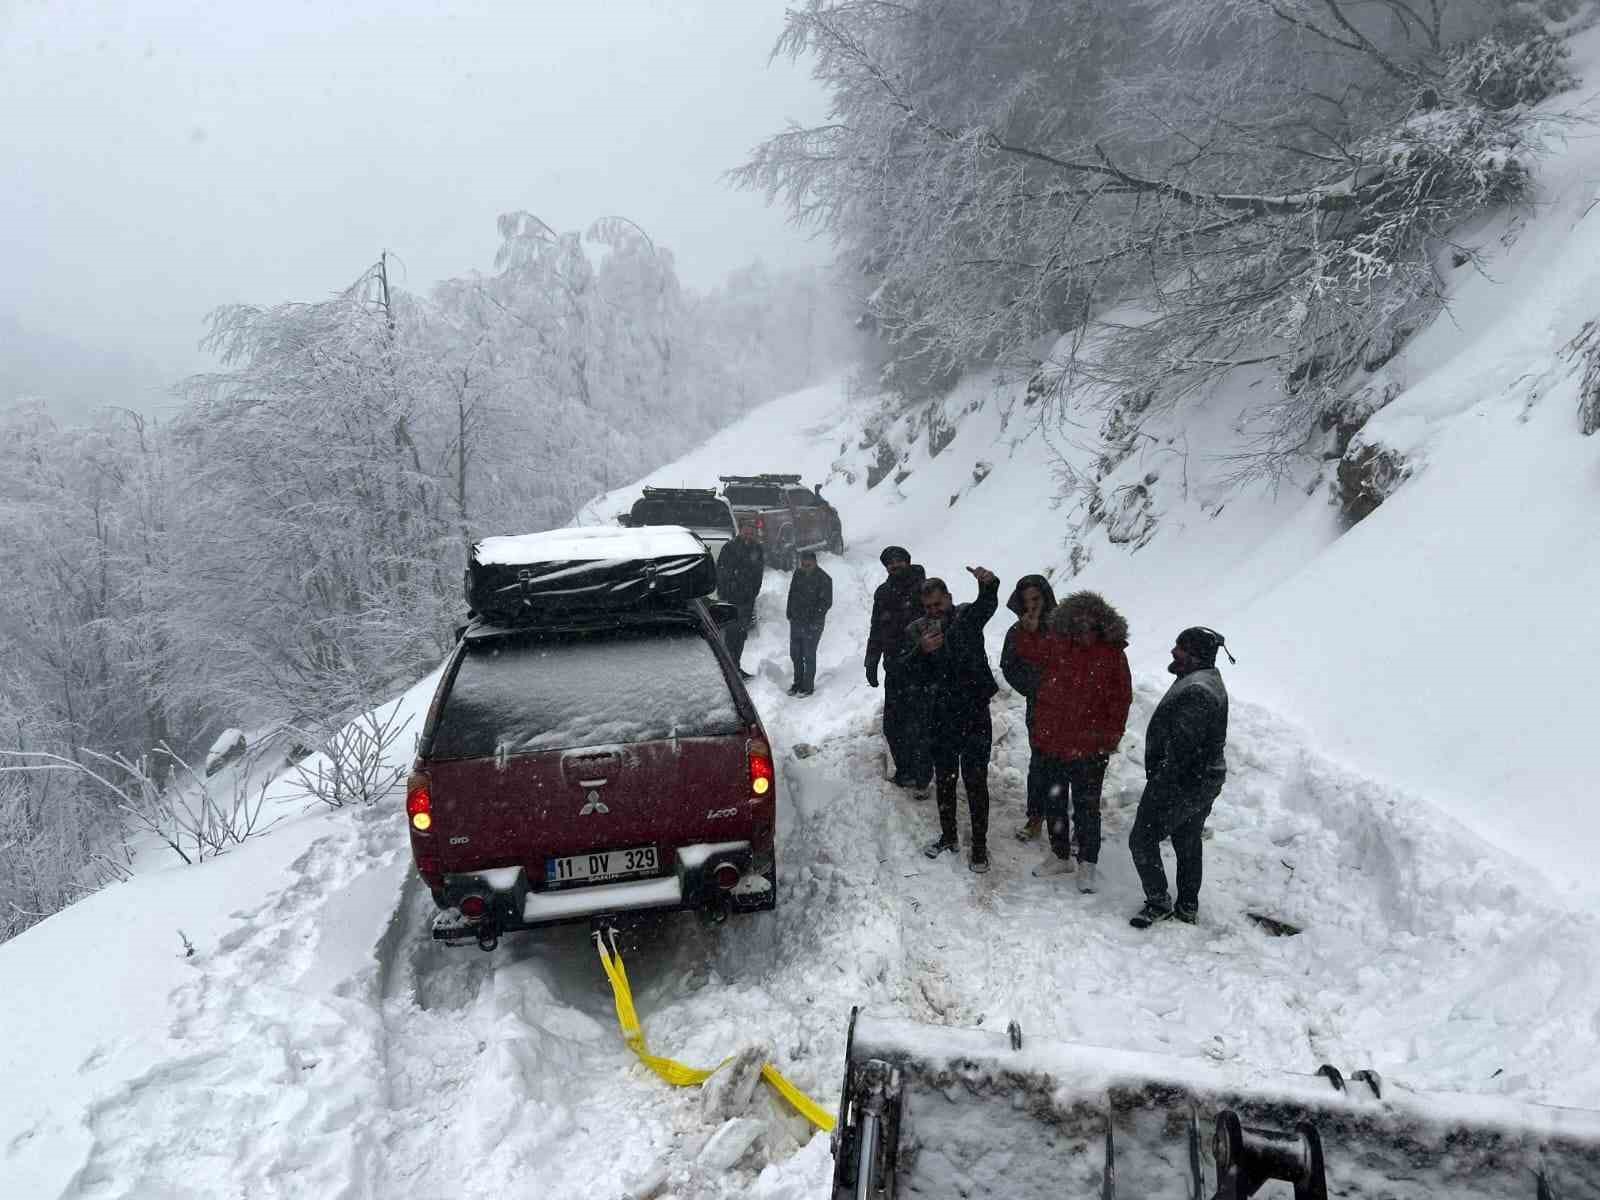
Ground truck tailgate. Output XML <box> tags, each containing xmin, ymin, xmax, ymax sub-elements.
<box><xmin>426</xmin><ymin>736</ymin><xmax>762</xmax><ymax>877</ymax></box>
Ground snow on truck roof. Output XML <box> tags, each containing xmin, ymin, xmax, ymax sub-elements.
<box><xmin>472</xmin><ymin>524</ymin><xmax>706</xmax><ymax>566</ymax></box>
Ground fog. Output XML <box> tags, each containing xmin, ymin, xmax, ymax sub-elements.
<box><xmin>0</xmin><ymin>0</ymin><xmax>828</xmax><ymax>376</ymax></box>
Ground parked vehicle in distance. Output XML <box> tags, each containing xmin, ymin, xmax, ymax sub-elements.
<box><xmin>412</xmin><ymin>526</ymin><xmax>778</xmax><ymax>949</ymax></box>
<box><xmin>718</xmin><ymin>473</ymin><xmax>844</xmax><ymax>569</ymax></box>
<box><xmin>618</xmin><ymin>486</ymin><xmax>738</xmax><ymax>564</ymax></box>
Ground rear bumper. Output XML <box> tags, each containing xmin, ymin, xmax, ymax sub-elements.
<box><xmin>431</xmin><ymin>840</ymin><xmax>775</xmax><ymax>940</ymax></box>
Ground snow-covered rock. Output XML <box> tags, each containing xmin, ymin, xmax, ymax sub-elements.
<box><xmin>204</xmin><ymin>727</ymin><xmax>247</xmax><ymax>776</ymax></box>
<box><xmin>698</xmin><ymin>1116</ymin><xmax>766</xmax><ymax>1170</ymax></box>
<box><xmin>701</xmin><ymin>1041</ymin><xmax>773</xmax><ymax>1123</ymax></box>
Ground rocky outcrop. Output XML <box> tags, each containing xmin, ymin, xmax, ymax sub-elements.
<box><xmin>865</xmin><ymin>437</ymin><xmax>900</xmax><ymax>489</ymax></box>
<box><xmin>927</xmin><ymin>411</ymin><xmax>958</xmax><ymax>457</ymax></box>
<box><xmin>1335</xmin><ymin>438</ymin><xmax>1413</xmax><ymax>523</ymax></box>
<box><xmin>205</xmin><ymin>729</ymin><xmax>248</xmax><ymax>777</ymax></box>
<box><xmin>1320</xmin><ymin>382</ymin><xmax>1400</xmax><ymax>460</ymax></box>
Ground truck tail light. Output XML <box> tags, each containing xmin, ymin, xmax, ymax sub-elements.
<box><xmin>748</xmin><ymin>735</ymin><xmax>774</xmax><ymax>797</ymax></box>
<box><xmin>406</xmin><ymin>770</ymin><xmax>433</xmax><ymax>832</ymax></box>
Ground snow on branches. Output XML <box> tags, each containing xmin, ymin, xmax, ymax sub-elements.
<box><xmin>739</xmin><ymin>0</ymin><xmax>1575</xmax><ymax>460</ymax></box>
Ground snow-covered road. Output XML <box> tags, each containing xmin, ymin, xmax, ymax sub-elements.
<box><xmin>23</xmin><ymin>540</ymin><xmax>1598</xmax><ymax>1200</ymax></box>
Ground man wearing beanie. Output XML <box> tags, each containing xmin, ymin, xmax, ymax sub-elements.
<box><xmin>865</xmin><ymin>545</ymin><xmax>932</xmax><ymax>792</ymax></box>
<box><xmin>1128</xmin><ymin>626</ymin><xmax>1233</xmax><ymax>929</ymax></box>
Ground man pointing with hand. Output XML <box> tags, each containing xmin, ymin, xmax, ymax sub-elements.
<box><xmin>901</xmin><ymin>566</ymin><xmax>1001</xmax><ymax>873</ymax></box>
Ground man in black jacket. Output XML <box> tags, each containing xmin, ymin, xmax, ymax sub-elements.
<box><xmin>1128</xmin><ymin>626</ymin><xmax>1233</xmax><ymax>928</ymax></box>
<box><xmin>902</xmin><ymin>567</ymin><xmax>1001</xmax><ymax>873</ymax></box>
<box><xmin>864</xmin><ymin>546</ymin><xmax>930</xmax><ymax>789</ymax></box>
<box><xmin>716</xmin><ymin>523</ymin><xmax>766</xmax><ymax>679</ymax></box>
<box><xmin>999</xmin><ymin>574</ymin><xmax>1057</xmax><ymax>841</ymax></box>
<box><xmin>785</xmin><ymin>550</ymin><xmax>832</xmax><ymax>696</ymax></box>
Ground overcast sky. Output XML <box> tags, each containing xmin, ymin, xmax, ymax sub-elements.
<box><xmin>0</xmin><ymin>1</ymin><xmax>830</xmax><ymax>374</ymax></box>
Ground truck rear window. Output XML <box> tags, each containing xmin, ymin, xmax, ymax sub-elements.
<box><xmin>429</xmin><ymin>626</ymin><xmax>744</xmax><ymax>758</ymax></box>
<box><xmin>629</xmin><ymin>499</ymin><xmax>733</xmax><ymax>531</ymax></box>
<box><xmin>722</xmin><ymin>485</ymin><xmax>783</xmax><ymax>507</ymax></box>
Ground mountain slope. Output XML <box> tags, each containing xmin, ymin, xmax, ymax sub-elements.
<box><xmin>590</xmin><ymin>23</ymin><xmax>1600</xmax><ymax>899</ymax></box>
<box><xmin>4</xmin><ymin>24</ymin><xmax>1600</xmax><ymax>1200</ymax></box>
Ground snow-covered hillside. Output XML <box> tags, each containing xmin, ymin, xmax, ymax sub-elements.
<box><xmin>6</xmin><ymin>24</ymin><xmax>1600</xmax><ymax>1200</ymax></box>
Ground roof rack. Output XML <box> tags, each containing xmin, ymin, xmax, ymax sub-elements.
<box><xmin>718</xmin><ymin>474</ymin><xmax>803</xmax><ymax>486</ymax></box>
<box><xmin>462</xmin><ymin>603</ymin><xmax>705</xmax><ymax>642</ymax></box>
<box><xmin>640</xmin><ymin>486</ymin><xmax>719</xmax><ymax>498</ymax></box>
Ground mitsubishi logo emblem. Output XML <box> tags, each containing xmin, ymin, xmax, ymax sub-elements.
<box><xmin>579</xmin><ymin>790</ymin><xmax>610</xmax><ymax>816</ymax></box>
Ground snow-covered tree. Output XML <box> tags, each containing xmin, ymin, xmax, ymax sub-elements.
<box><xmin>0</xmin><ymin>217</ymin><xmax>860</xmax><ymax>941</ymax></box>
<box><xmin>737</xmin><ymin>0</ymin><xmax>1563</xmax><ymax>454</ymax></box>
<box><xmin>175</xmin><ymin>257</ymin><xmax>455</xmax><ymax>720</ymax></box>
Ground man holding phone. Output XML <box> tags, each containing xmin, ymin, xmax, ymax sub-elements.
<box><xmin>901</xmin><ymin>566</ymin><xmax>1001</xmax><ymax>873</ymax></box>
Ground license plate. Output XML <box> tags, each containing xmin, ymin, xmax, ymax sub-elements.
<box><xmin>546</xmin><ymin>845</ymin><xmax>658</xmax><ymax>885</ymax></box>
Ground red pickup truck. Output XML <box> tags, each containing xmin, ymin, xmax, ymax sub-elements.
<box><xmin>718</xmin><ymin>474</ymin><xmax>844</xmax><ymax>569</ymax></box>
<box><xmin>410</xmin><ymin>527</ymin><xmax>778</xmax><ymax>949</ymax></box>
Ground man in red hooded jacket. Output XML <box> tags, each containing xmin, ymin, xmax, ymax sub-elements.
<box><xmin>1017</xmin><ymin>591</ymin><xmax>1132</xmax><ymax>894</ymax></box>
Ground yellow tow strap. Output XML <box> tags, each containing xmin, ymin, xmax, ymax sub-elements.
<box><xmin>594</xmin><ymin>931</ymin><xmax>836</xmax><ymax>1132</ymax></box>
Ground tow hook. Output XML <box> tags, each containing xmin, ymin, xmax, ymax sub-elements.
<box><xmin>702</xmin><ymin>896</ymin><xmax>730</xmax><ymax>926</ymax></box>
<box><xmin>475</xmin><ymin>924</ymin><xmax>500</xmax><ymax>953</ymax></box>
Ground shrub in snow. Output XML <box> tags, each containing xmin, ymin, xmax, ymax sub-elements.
<box><xmin>2</xmin><ymin>742</ymin><xmax>283</xmax><ymax>872</ymax></box>
<box><xmin>291</xmin><ymin>706</ymin><xmax>413</xmax><ymax>810</ymax></box>
<box><xmin>1564</xmin><ymin>319</ymin><xmax>1600</xmax><ymax>436</ymax></box>
<box><xmin>1445</xmin><ymin>27</ymin><xmax>1575</xmax><ymax>111</ymax></box>
<box><xmin>1103</xmin><ymin>483</ymin><xmax>1157</xmax><ymax>548</ymax></box>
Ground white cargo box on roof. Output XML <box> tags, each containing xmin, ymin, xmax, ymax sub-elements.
<box><xmin>474</xmin><ymin>524</ymin><xmax>705</xmax><ymax>565</ymax></box>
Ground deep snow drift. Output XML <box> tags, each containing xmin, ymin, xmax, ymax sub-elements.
<box><xmin>6</xmin><ymin>25</ymin><xmax>1600</xmax><ymax>1200</ymax></box>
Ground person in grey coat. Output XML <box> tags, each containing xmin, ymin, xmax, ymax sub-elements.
<box><xmin>1128</xmin><ymin>626</ymin><xmax>1234</xmax><ymax>928</ymax></box>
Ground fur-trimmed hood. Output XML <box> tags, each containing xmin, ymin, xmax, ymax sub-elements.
<box><xmin>1047</xmin><ymin>590</ymin><xmax>1129</xmax><ymax>648</ymax></box>
<box><xmin>1005</xmin><ymin>573</ymin><xmax>1058</xmax><ymax>618</ymax></box>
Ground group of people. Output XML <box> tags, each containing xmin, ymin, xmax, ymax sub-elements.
<box><xmin>714</xmin><ymin>521</ymin><xmax>834</xmax><ymax>697</ymax></box>
<box><xmin>717</xmin><ymin>529</ymin><xmax>1233</xmax><ymax>928</ymax></box>
<box><xmin>864</xmin><ymin>544</ymin><xmax>1234</xmax><ymax>929</ymax></box>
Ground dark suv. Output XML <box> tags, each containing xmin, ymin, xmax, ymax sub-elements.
<box><xmin>718</xmin><ymin>474</ymin><xmax>844</xmax><ymax>569</ymax></box>
<box><xmin>619</xmin><ymin>486</ymin><xmax>738</xmax><ymax>565</ymax></box>
<box><xmin>408</xmin><ymin>592</ymin><xmax>778</xmax><ymax>949</ymax></box>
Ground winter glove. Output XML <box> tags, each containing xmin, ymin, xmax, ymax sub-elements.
<box><xmin>865</xmin><ymin>661</ymin><xmax>880</xmax><ymax>688</ymax></box>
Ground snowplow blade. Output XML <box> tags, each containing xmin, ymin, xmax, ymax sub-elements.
<box><xmin>830</xmin><ymin>1009</ymin><xmax>1600</xmax><ymax>1199</ymax></box>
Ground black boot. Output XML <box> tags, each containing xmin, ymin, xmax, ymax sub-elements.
<box><xmin>1129</xmin><ymin>900</ymin><xmax>1174</xmax><ymax>929</ymax></box>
